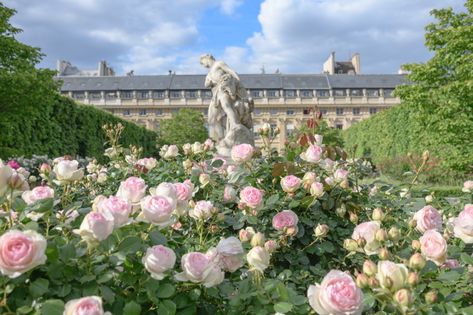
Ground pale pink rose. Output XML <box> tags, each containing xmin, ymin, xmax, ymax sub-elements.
<box><xmin>239</xmin><ymin>186</ymin><xmax>264</xmax><ymax>210</ymax></box>
<box><xmin>231</xmin><ymin>144</ymin><xmax>255</xmax><ymax>163</ymax></box>
<box><xmin>139</xmin><ymin>195</ymin><xmax>175</xmax><ymax>228</ymax></box>
<box><xmin>300</xmin><ymin>145</ymin><xmax>323</xmax><ymax>163</ymax></box>
<box><xmin>320</xmin><ymin>158</ymin><xmax>335</xmax><ymax>171</ymax></box>
<box><xmin>142</xmin><ymin>245</ymin><xmax>176</xmax><ymax>280</ymax></box>
<box><xmin>334</xmin><ymin>169</ymin><xmax>349</xmax><ymax>182</ymax></box>
<box><xmin>204</xmin><ymin>138</ymin><xmax>214</xmax><ymax>151</ymax></box>
<box><xmin>264</xmin><ymin>240</ymin><xmax>278</xmax><ymax>253</ymax></box>
<box><xmin>174</xmin><ymin>180</ymin><xmax>194</xmax><ymax>202</ymax></box>
<box><xmin>53</xmin><ymin>160</ymin><xmax>84</xmax><ymax>183</ymax></box>
<box><xmin>192</xmin><ymin>142</ymin><xmax>204</xmax><ymax>154</ymax></box>
<box><xmin>175</xmin><ymin>252</ymin><xmax>224</xmax><ymax>287</ymax></box>
<box><xmin>216</xmin><ymin>237</ymin><xmax>244</xmax><ymax>272</ymax></box>
<box><xmin>462</xmin><ymin>180</ymin><xmax>473</xmax><ymax>193</ymax></box>
<box><xmin>40</xmin><ymin>163</ymin><xmax>51</xmax><ymax>173</ymax></box>
<box><xmin>223</xmin><ymin>185</ymin><xmax>237</xmax><ymax>203</ymax></box>
<box><xmin>453</xmin><ymin>204</ymin><xmax>473</xmax><ymax>243</ymax></box>
<box><xmin>307</xmin><ymin>270</ymin><xmax>363</xmax><ymax>315</ymax></box>
<box><xmin>239</xmin><ymin>227</ymin><xmax>255</xmax><ymax>242</ymax></box>
<box><xmin>97</xmin><ymin>196</ymin><xmax>132</xmax><ymax>227</ymax></box>
<box><xmin>0</xmin><ymin>230</ymin><xmax>47</xmax><ymax>278</ymax></box>
<box><xmin>272</xmin><ymin>210</ymin><xmax>299</xmax><ymax>235</ymax></box>
<box><xmin>441</xmin><ymin>259</ymin><xmax>460</xmax><ymax>269</ymax></box>
<box><xmin>116</xmin><ymin>176</ymin><xmax>147</xmax><ymax>204</ymax></box>
<box><xmin>352</xmin><ymin>221</ymin><xmax>381</xmax><ymax>255</ymax></box>
<box><xmin>413</xmin><ymin>206</ymin><xmax>443</xmax><ymax>233</ymax></box>
<box><xmin>136</xmin><ymin>157</ymin><xmax>157</xmax><ymax>171</ymax></box>
<box><xmin>226</xmin><ymin>165</ymin><xmax>237</xmax><ymax>176</ymax></box>
<box><xmin>153</xmin><ymin>182</ymin><xmax>177</xmax><ymax>200</ymax></box>
<box><xmin>247</xmin><ymin>246</ymin><xmax>270</xmax><ymax>272</ymax></box>
<box><xmin>302</xmin><ymin>172</ymin><xmax>316</xmax><ymax>189</ymax></box>
<box><xmin>376</xmin><ymin>261</ymin><xmax>408</xmax><ymax>290</ymax></box>
<box><xmin>325</xmin><ymin>176</ymin><xmax>335</xmax><ymax>186</ymax></box>
<box><xmin>420</xmin><ymin>230</ymin><xmax>447</xmax><ymax>265</ymax></box>
<box><xmin>64</xmin><ymin>296</ymin><xmax>110</xmax><ymax>315</ymax></box>
<box><xmin>74</xmin><ymin>211</ymin><xmax>115</xmax><ymax>243</ymax></box>
<box><xmin>22</xmin><ymin>186</ymin><xmax>54</xmax><ymax>205</ymax></box>
<box><xmin>189</xmin><ymin>200</ymin><xmax>215</xmax><ymax>221</ymax></box>
<box><xmin>280</xmin><ymin>175</ymin><xmax>302</xmax><ymax>193</ymax></box>
<box><xmin>310</xmin><ymin>182</ymin><xmax>324</xmax><ymax>198</ymax></box>
<box><xmin>163</xmin><ymin>145</ymin><xmax>179</xmax><ymax>160</ymax></box>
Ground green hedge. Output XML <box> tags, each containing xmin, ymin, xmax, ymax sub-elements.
<box><xmin>0</xmin><ymin>95</ymin><xmax>158</xmax><ymax>160</ymax></box>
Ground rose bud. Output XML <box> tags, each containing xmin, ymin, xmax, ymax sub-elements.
<box><xmin>409</xmin><ymin>219</ymin><xmax>417</xmax><ymax>229</ymax></box>
<box><xmin>375</xmin><ymin>229</ymin><xmax>388</xmax><ymax>242</ymax></box>
<box><xmin>425</xmin><ymin>290</ymin><xmax>438</xmax><ymax>303</ymax></box>
<box><xmin>264</xmin><ymin>240</ymin><xmax>278</xmax><ymax>253</ymax></box>
<box><xmin>394</xmin><ymin>289</ymin><xmax>412</xmax><ymax>307</ymax></box>
<box><xmin>251</xmin><ymin>232</ymin><xmax>265</xmax><ymax>247</ymax></box>
<box><xmin>411</xmin><ymin>240</ymin><xmax>421</xmax><ymax>251</ymax></box>
<box><xmin>388</xmin><ymin>227</ymin><xmax>401</xmax><ymax>242</ymax></box>
<box><xmin>349</xmin><ymin>212</ymin><xmax>359</xmax><ymax>224</ymax></box>
<box><xmin>422</xmin><ymin>150</ymin><xmax>430</xmax><ymax>161</ymax></box>
<box><xmin>314</xmin><ymin>224</ymin><xmax>329</xmax><ymax>238</ymax></box>
<box><xmin>372</xmin><ymin>208</ymin><xmax>384</xmax><ymax>221</ymax></box>
<box><xmin>409</xmin><ymin>253</ymin><xmax>426</xmax><ymax>270</ymax></box>
<box><xmin>363</xmin><ymin>260</ymin><xmax>377</xmax><ymax>276</ymax></box>
<box><xmin>379</xmin><ymin>248</ymin><xmax>390</xmax><ymax>260</ymax></box>
<box><xmin>356</xmin><ymin>273</ymin><xmax>369</xmax><ymax>289</ymax></box>
<box><xmin>344</xmin><ymin>239</ymin><xmax>358</xmax><ymax>251</ymax></box>
<box><xmin>368</xmin><ymin>277</ymin><xmax>379</xmax><ymax>288</ymax></box>
<box><xmin>407</xmin><ymin>272</ymin><xmax>419</xmax><ymax>286</ymax></box>
<box><xmin>335</xmin><ymin>205</ymin><xmax>347</xmax><ymax>217</ymax></box>
<box><xmin>40</xmin><ymin>163</ymin><xmax>51</xmax><ymax>173</ymax></box>
<box><xmin>239</xmin><ymin>227</ymin><xmax>255</xmax><ymax>243</ymax></box>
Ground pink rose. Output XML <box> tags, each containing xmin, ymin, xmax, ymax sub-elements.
<box><xmin>300</xmin><ymin>145</ymin><xmax>323</xmax><ymax>163</ymax></box>
<box><xmin>441</xmin><ymin>259</ymin><xmax>460</xmax><ymax>269</ymax></box>
<box><xmin>74</xmin><ymin>212</ymin><xmax>114</xmax><ymax>243</ymax></box>
<box><xmin>420</xmin><ymin>230</ymin><xmax>447</xmax><ymax>265</ymax></box>
<box><xmin>413</xmin><ymin>206</ymin><xmax>443</xmax><ymax>233</ymax></box>
<box><xmin>7</xmin><ymin>160</ymin><xmax>20</xmax><ymax>170</ymax></box>
<box><xmin>142</xmin><ymin>245</ymin><xmax>176</xmax><ymax>280</ymax></box>
<box><xmin>116</xmin><ymin>176</ymin><xmax>147</xmax><ymax>204</ymax></box>
<box><xmin>174</xmin><ymin>180</ymin><xmax>194</xmax><ymax>202</ymax></box>
<box><xmin>302</xmin><ymin>172</ymin><xmax>316</xmax><ymax>189</ymax></box>
<box><xmin>231</xmin><ymin>144</ymin><xmax>254</xmax><ymax>163</ymax></box>
<box><xmin>239</xmin><ymin>227</ymin><xmax>255</xmax><ymax>242</ymax></box>
<box><xmin>204</xmin><ymin>138</ymin><xmax>214</xmax><ymax>151</ymax></box>
<box><xmin>175</xmin><ymin>252</ymin><xmax>224</xmax><ymax>287</ymax></box>
<box><xmin>334</xmin><ymin>169</ymin><xmax>349</xmax><ymax>182</ymax></box>
<box><xmin>97</xmin><ymin>196</ymin><xmax>132</xmax><ymax>227</ymax></box>
<box><xmin>352</xmin><ymin>221</ymin><xmax>381</xmax><ymax>255</ymax></box>
<box><xmin>280</xmin><ymin>175</ymin><xmax>302</xmax><ymax>193</ymax></box>
<box><xmin>307</xmin><ymin>270</ymin><xmax>363</xmax><ymax>315</ymax></box>
<box><xmin>216</xmin><ymin>237</ymin><xmax>244</xmax><ymax>272</ymax></box>
<box><xmin>136</xmin><ymin>157</ymin><xmax>157</xmax><ymax>171</ymax></box>
<box><xmin>453</xmin><ymin>204</ymin><xmax>473</xmax><ymax>243</ymax></box>
<box><xmin>0</xmin><ymin>230</ymin><xmax>47</xmax><ymax>278</ymax></box>
<box><xmin>189</xmin><ymin>200</ymin><xmax>215</xmax><ymax>221</ymax></box>
<box><xmin>310</xmin><ymin>182</ymin><xmax>324</xmax><ymax>198</ymax></box>
<box><xmin>239</xmin><ymin>186</ymin><xmax>264</xmax><ymax>210</ymax></box>
<box><xmin>22</xmin><ymin>186</ymin><xmax>54</xmax><ymax>205</ymax></box>
<box><xmin>264</xmin><ymin>239</ymin><xmax>278</xmax><ymax>253</ymax></box>
<box><xmin>272</xmin><ymin>210</ymin><xmax>299</xmax><ymax>235</ymax></box>
<box><xmin>139</xmin><ymin>195</ymin><xmax>175</xmax><ymax>228</ymax></box>
<box><xmin>64</xmin><ymin>296</ymin><xmax>110</xmax><ymax>315</ymax></box>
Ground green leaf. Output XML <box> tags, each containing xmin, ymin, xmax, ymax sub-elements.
<box><xmin>158</xmin><ymin>300</ymin><xmax>177</xmax><ymax>315</ymax></box>
<box><xmin>157</xmin><ymin>283</ymin><xmax>175</xmax><ymax>298</ymax></box>
<box><xmin>17</xmin><ymin>305</ymin><xmax>33</xmax><ymax>314</ymax></box>
<box><xmin>59</xmin><ymin>243</ymin><xmax>76</xmax><ymax>262</ymax></box>
<box><xmin>41</xmin><ymin>299</ymin><xmax>64</xmax><ymax>315</ymax></box>
<box><xmin>29</xmin><ymin>278</ymin><xmax>49</xmax><ymax>298</ymax></box>
<box><xmin>438</xmin><ymin>270</ymin><xmax>461</xmax><ymax>282</ymax></box>
<box><xmin>26</xmin><ymin>198</ymin><xmax>54</xmax><ymax>213</ymax></box>
<box><xmin>211</xmin><ymin>159</ymin><xmax>224</xmax><ymax>168</ymax></box>
<box><xmin>97</xmin><ymin>271</ymin><xmax>114</xmax><ymax>284</ymax></box>
<box><xmin>150</xmin><ymin>230</ymin><xmax>168</xmax><ymax>245</ymax></box>
<box><xmin>274</xmin><ymin>302</ymin><xmax>293</xmax><ymax>313</ymax></box>
<box><xmin>265</xmin><ymin>194</ymin><xmax>279</xmax><ymax>206</ymax></box>
<box><xmin>460</xmin><ymin>253</ymin><xmax>473</xmax><ymax>265</ymax></box>
<box><xmin>118</xmin><ymin>236</ymin><xmax>142</xmax><ymax>254</ymax></box>
<box><xmin>123</xmin><ymin>301</ymin><xmax>142</xmax><ymax>315</ymax></box>
<box><xmin>362</xmin><ymin>293</ymin><xmax>376</xmax><ymax>311</ymax></box>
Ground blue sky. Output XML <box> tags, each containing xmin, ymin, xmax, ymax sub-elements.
<box><xmin>8</xmin><ymin>0</ymin><xmax>465</xmax><ymax>75</ymax></box>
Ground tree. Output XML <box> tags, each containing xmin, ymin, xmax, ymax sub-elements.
<box><xmin>395</xmin><ymin>0</ymin><xmax>473</xmax><ymax>173</ymax></box>
<box><xmin>158</xmin><ymin>108</ymin><xmax>208</xmax><ymax>145</ymax></box>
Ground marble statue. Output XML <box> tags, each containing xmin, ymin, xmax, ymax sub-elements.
<box><xmin>200</xmin><ymin>54</ymin><xmax>254</xmax><ymax>156</ymax></box>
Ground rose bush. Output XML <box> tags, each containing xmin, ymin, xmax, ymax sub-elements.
<box><xmin>0</xmin><ymin>127</ymin><xmax>471</xmax><ymax>315</ymax></box>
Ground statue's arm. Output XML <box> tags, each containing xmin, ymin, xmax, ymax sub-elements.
<box><xmin>204</xmin><ymin>75</ymin><xmax>213</xmax><ymax>88</ymax></box>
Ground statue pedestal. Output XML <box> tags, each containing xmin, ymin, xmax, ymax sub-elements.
<box><xmin>216</xmin><ymin>124</ymin><xmax>254</xmax><ymax>157</ymax></box>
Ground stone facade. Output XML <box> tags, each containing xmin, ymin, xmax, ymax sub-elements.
<box><xmin>59</xmin><ymin>73</ymin><xmax>405</xmax><ymax>150</ymax></box>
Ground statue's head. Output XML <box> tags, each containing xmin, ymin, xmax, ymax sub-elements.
<box><xmin>200</xmin><ymin>54</ymin><xmax>215</xmax><ymax>68</ymax></box>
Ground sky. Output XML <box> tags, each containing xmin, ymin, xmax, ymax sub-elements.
<box><xmin>7</xmin><ymin>0</ymin><xmax>466</xmax><ymax>75</ymax></box>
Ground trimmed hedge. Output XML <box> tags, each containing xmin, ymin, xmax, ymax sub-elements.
<box><xmin>0</xmin><ymin>95</ymin><xmax>158</xmax><ymax>160</ymax></box>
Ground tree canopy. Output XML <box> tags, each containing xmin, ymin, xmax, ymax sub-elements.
<box><xmin>158</xmin><ymin>108</ymin><xmax>209</xmax><ymax>146</ymax></box>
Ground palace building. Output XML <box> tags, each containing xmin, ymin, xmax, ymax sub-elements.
<box><xmin>57</xmin><ymin>54</ymin><xmax>407</xmax><ymax>150</ymax></box>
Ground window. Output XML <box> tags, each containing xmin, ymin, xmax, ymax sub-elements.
<box><xmin>285</xmin><ymin>90</ymin><xmax>296</xmax><ymax>98</ymax></box>
<box><xmin>286</xmin><ymin>109</ymin><xmax>295</xmax><ymax>115</ymax></box>
<box><xmin>73</xmin><ymin>92</ymin><xmax>85</xmax><ymax>100</ymax></box>
<box><xmin>155</xmin><ymin>109</ymin><xmax>163</xmax><ymax>116</ymax></box>
<box><xmin>351</xmin><ymin>89</ymin><xmax>362</xmax><ymax>97</ymax></box>
<box><xmin>267</xmin><ymin>90</ymin><xmax>279</xmax><ymax>98</ymax></box>
<box><xmin>186</xmin><ymin>90</ymin><xmax>198</xmax><ymax>98</ymax></box>
<box><xmin>139</xmin><ymin>109</ymin><xmax>147</xmax><ymax>116</ymax></box>
<box><xmin>352</xmin><ymin>108</ymin><xmax>360</xmax><ymax>115</ymax></box>
<box><xmin>317</xmin><ymin>90</ymin><xmax>329</xmax><ymax>97</ymax></box>
<box><xmin>286</xmin><ymin>124</ymin><xmax>295</xmax><ymax>136</ymax></box>
<box><xmin>251</xmin><ymin>90</ymin><xmax>263</xmax><ymax>98</ymax></box>
<box><xmin>137</xmin><ymin>91</ymin><xmax>149</xmax><ymax>99</ymax></box>
<box><xmin>336</xmin><ymin>124</ymin><xmax>343</xmax><ymax>130</ymax></box>
<box><xmin>303</xmin><ymin>108</ymin><xmax>311</xmax><ymax>115</ymax></box>
<box><xmin>384</xmin><ymin>89</ymin><xmax>394</xmax><ymax>97</ymax></box>
<box><xmin>334</xmin><ymin>90</ymin><xmax>345</xmax><ymax>97</ymax></box>
<box><xmin>336</xmin><ymin>108</ymin><xmax>344</xmax><ymax>116</ymax></box>
<box><xmin>89</xmin><ymin>92</ymin><xmax>101</xmax><ymax>99</ymax></box>
<box><xmin>369</xmin><ymin>108</ymin><xmax>378</xmax><ymax>115</ymax></box>
<box><xmin>202</xmin><ymin>90</ymin><xmax>212</xmax><ymax>98</ymax></box>
<box><xmin>270</xmin><ymin>123</ymin><xmax>277</xmax><ymax>130</ymax></box>
<box><xmin>121</xmin><ymin>91</ymin><xmax>133</xmax><ymax>99</ymax></box>
<box><xmin>301</xmin><ymin>90</ymin><xmax>313</xmax><ymax>98</ymax></box>
<box><xmin>105</xmin><ymin>92</ymin><xmax>117</xmax><ymax>100</ymax></box>
<box><xmin>170</xmin><ymin>91</ymin><xmax>181</xmax><ymax>98</ymax></box>
<box><xmin>153</xmin><ymin>91</ymin><xmax>165</xmax><ymax>99</ymax></box>
<box><xmin>270</xmin><ymin>108</ymin><xmax>278</xmax><ymax>116</ymax></box>
<box><xmin>123</xmin><ymin>109</ymin><xmax>130</xmax><ymax>116</ymax></box>
<box><xmin>367</xmin><ymin>89</ymin><xmax>379</xmax><ymax>97</ymax></box>
<box><xmin>254</xmin><ymin>108</ymin><xmax>262</xmax><ymax>115</ymax></box>
<box><xmin>172</xmin><ymin>108</ymin><xmax>179</xmax><ymax>113</ymax></box>
<box><xmin>203</xmin><ymin>109</ymin><xmax>208</xmax><ymax>116</ymax></box>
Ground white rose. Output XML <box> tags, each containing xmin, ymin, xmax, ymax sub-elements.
<box><xmin>142</xmin><ymin>245</ymin><xmax>176</xmax><ymax>280</ymax></box>
<box><xmin>247</xmin><ymin>246</ymin><xmax>270</xmax><ymax>273</ymax></box>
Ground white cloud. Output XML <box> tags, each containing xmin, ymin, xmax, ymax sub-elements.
<box><xmin>220</xmin><ymin>0</ymin><xmax>244</xmax><ymax>15</ymax></box>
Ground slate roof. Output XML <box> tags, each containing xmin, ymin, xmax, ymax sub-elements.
<box><xmin>58</xmin><ymin>73</ymin><xmax>407</xmax><ymax>92</ymax></box>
